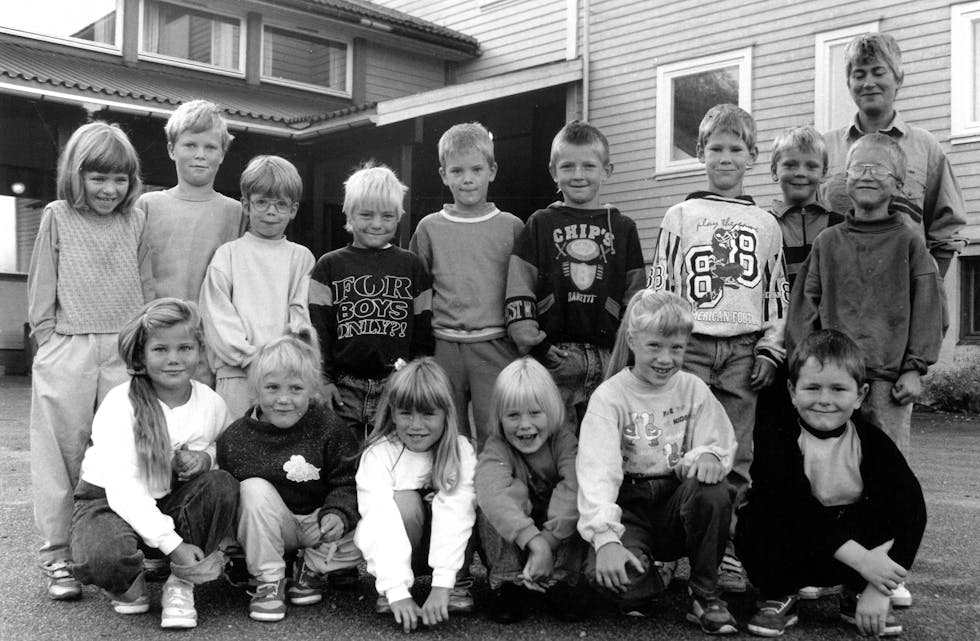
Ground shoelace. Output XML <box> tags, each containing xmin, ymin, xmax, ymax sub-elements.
<box><xmin>43</xmin><ymin>562</ymin><xmax>72</xmax><ymax>579</ymax></box>
<box><xmin>165</xmin><ymin>583</ymin><xmax>194</xmax><ymax>609</ymax></box>
<box><xmin>249</xmin><ymin>583</ymin><xmax>279</xmax><ymax>599</ymax></box>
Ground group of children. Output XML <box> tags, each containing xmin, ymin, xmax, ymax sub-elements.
<box><xmin>28</xmin><ymin>32</ymin><xmax>944</xmax><ymax>639</ymax></box>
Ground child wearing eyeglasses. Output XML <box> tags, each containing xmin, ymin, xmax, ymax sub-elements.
<box><xmin>787</xmin><ymin>133</ymin><xmax>943</xmax><ymax>460</ymax></box>
<box><xmin>200</xmin><ymin>155</ymin><xmax>315</xmax><ymax>418</ymax></box>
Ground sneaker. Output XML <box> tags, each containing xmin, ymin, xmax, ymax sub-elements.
<box><xmin>687</xmin><ymin>590</ymin><xmax>738</xmax><ymax>635</ymax></box>
<box><xmin>160</xmin><ymin>575</ymin><xmax>197</xmax><ymax>629</ymax></box>
<box><xmin>890</xmin><ymin>582</ymin><xmax>912</xmax><ymax>608</ymax></box>
<box><xmin>287</xmin><ymin>559</ymin><xmax>323</xmax><ymax>606</ymax></box>
<box><xmin>487</xmin><ymin>583</ymin><xmax>528</xmax><ymax>624</ymax></box>
<box><xmin>718</xmin><ymin>551</ymin><xmax>747</xmax><ymax>594</ymax></box>
<box><xmin>839</xmin><ymin>591</ymin><xmax>902</xmax><ymax>636</ymax></box>
<box><xmin>797</xmin><ymin>584</ymin><xmax>843</xmax><ymax>600</ymax></box>
<box><xmin>544</xmin><ymin>582</ymin><xmax>590</xmax><ymax>623</ymax></box>
<box><xmin>374</xmin><ymin>594</ymin><xmax>392</xmax><ymax>615</ymax></box>
<box><xmin>41</xmin><ymin>561</ymin><xmax>82</xmax><ymax>601</ymax></box>
<box><xmin>108</xmin><ymin>572</ymin><xmax>150</xmax><ymax>615</ymax></box>
<box><xmin>447</xmin><ymin>585</ymin><xmax>475</xmax><ymax>613</ymax></box>
<box><xmin>327</xmin><ymin>567</ymin><xmax>360</xmax><ymax>591</ymax></box>
<box><xmin>747</xmin><ymin>595</ymin><xmax>799</xmax><ymax>637</ymax></box>
<box><xmin>249</xmin><ymin>578</ymin><xmax>287</xmax><ymax>622</ymax></box>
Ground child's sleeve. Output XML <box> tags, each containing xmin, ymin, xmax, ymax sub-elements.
<box><xmin>429</xmin><ymin>437</ymin><xmax>477</xmax><ymax>590</ymax></box>
<box><xmin>308</xmin><ymin>256</ymin><xmax>337</xmax><ymax>384</ymax></box>
<box><xmin>354</xmin><ymin>441</ymin><xmax>416</xmax><ymax>603</ymax></box>
<box><xmin>133</xmin><ymin>196</ymin><xmax>155</xmax><ymax>302</ymax></box>
<box><xmin>408</xmin><ymin>221</ymin><xmax>432</xmax><ymax>272</ymax></box>
<box><xmin>754</xmin><ymin>218</ymin><xmax>789</xmax><ymax>366</ymax></box>
<box><xmin>316</xmin><ymin>414</ymin><xmax>361</xmax><ymax>533</ymax></box>
<box><xmin>544</xmin><ymin>428</ymin><xmax>580</xmax><ymax>545</ymax></box>
<box><xmin>410</xmin><ymin>254</ymin><xmax>434</xmax><ymax>358</ymax></box>
<box><xmin>475</xmin><ymin>438</ymin><xmax>538</xmax><ymax>548</ymax></box>
<box><xmin>904</xmin><ymin>239</ymin><xmax>944</xmax><ymax>374</ymax></box>
<box><xmin>27</xmin><ymin>206</ymin><xmax>59</xmax><ymax>346</ymax></box>
<box><xmin>621</xmin><ymin>216</ymin><xmax>647</xmax><ymax>310</ymax></box>
<box><xmin>576</xmin><ymin>388</ymin><xmax>626</xmax><ymax>550</ymax></box>
<box><xmin>286</xmin><ymin>247</ymin><xmax>315</xmax><ymax>335</ymax></box>
<box><xmin>921</xmin><ymin>146</ymin><xmax>968</xmax><ymax>272</ymax></box>
<box><xmin>647</xmin><ymin>205</ymin><xmax>684</xmax><ymax>295</ymax></box>
<box><xmin>199</xmin><ymin>247</ymin><xmax>257</xmax><ymax>368</ymax></box>
<box><xmin>866</xmin><ymin>426</ymin><xmax>926</xmax><ymax>569</ymax></box>
<box><xmin>505</xmin><ymin>216</ymin><xmax>548</xmax><ymax>355</ymax></box>
<box><xmin>680</xmin><ymin>380</ymin><xmax>736</xmax><ymax>475</ymax></box>
<box><xmin>785</xmin><ymin>245</ymin><xmax>823</xmax><ymax>359</ymax></box>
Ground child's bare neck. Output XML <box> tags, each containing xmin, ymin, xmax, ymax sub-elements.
<box><xmin>708</xmin><ymin>183</ymin><xmax>743</xmax><ymax>198</ymax></box>
<box><xmin>172</xmin><ymin>182</ymin><xmax>218</xmax><ymax>199</ymax></box>
<box><xmin>447</xmin><ymin>201</ymin><xmax>495</xmax><ymax>218</ymax></box>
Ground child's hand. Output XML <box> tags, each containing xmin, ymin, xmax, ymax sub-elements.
<box><xmin>389</xmin><ymin>596</ymin><xmax>422</xmax><ymax>633</ymax></box>
<box><xmin>420</xmin><ymin>586</ymin><xmax>450</xmax><ymax>627</ymax></box>
<box><xmin>173</xmin><ymin>445</ymin><xmax>210</xmax><ymax>481</ymax></box>
<box><xmin>891</xmin><ymin>371</ymin><xmax>922</xmax><ymax>405</ymax></box>
<box><xmin>543</xmin><ymin>344</ymin><xmax>569</xmax><ymax>369</ymax></box>
<box><xmin>323</xmin><ymin>383</ymin><xmax>344</xmax><ymax>410</ymax></box>
<box><xmin>169</xmin><ymin>542</ymin><xmax>205</xmax><ymax>567</ymax></box>
<box><xmin>855</xmin><ymin>583</ymin><xmax>893</xmax><ymax>637</ymax></box>
<box><xmin>521</xmin><ymin>535</ymin><xmax>555</xmax><ymax>590</ymax></box>
<box><xmin>687</xmin><ymin>452</ymin><xmax>725</xmax><ymax>484</ymax></box>
<box><xmin>595</xmin><ymin>542</ymin><xmax>645</xmax><ymax>594</ymax></box>
<box><xmin>857</xmin><ymin>540</ymin><xmax>907</xmax><ymax>595</ymax></box>
<box><xmin>750</xmin><ymin>357</ymin><xmax>777</xmax><ymax>390</ymax></box>
<box><xmin>318</xmin><ymin>513</ymin><xmax>344</xmax><ymax>543</ymax></box>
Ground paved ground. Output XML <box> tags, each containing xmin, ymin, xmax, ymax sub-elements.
<box><xmin>1</xmin><ymin>374</ymin><xmax>977</xmax><ymax>640</ymax></box>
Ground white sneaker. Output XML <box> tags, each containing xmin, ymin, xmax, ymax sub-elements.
<box><xmin>798</xmin><ymin>584</ymin><xmax>843</xmax><ymax>600</ymax></box>
<box><xmin>109</xmin><ymin>571</ymin><xmax>150</xmax><ymax>615</ymax></box>
<box><xmin>160</xmin><ymin>575</ymin><xmax>197</xmax><ymax>629</ymax></box>
<box><xmin>891</xmin><ymin>582</ymin><xmax>912</xmax><ymax>608</ymax></box>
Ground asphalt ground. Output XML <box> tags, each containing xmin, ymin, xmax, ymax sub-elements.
<box><xmin>1</xmin><ymin>374</ymin><xmax>977</xmax><ymax>641</ymax></box>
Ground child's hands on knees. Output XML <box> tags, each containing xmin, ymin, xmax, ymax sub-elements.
<box><xmin>750</xmin><ymin>357</ymin><xmax>777</xmax><ymax>390</ymax></box>
<box><xmin>687</xmin><ymin>452</ymin><xmax>725</xmax><ymax>484</ymax></box>
<box><xmin>595</xmin><ymin>542</ymin><xmax>645</xmax><ymax>594</ymax></box>
<box><xmin>891</xmin><ymin>371</ymin><xmax>922</xmax><ymax>405</ymax></box>
<box><xmin>323</xmin><ymin>383</ymin><xmax>344</xmax><ymax>410</ymax></box>
<box><xmin>169</xmin><ymin>542</ymin><xmax>205</xmax><ymax>567</ymax></box>
<box><xmin>857</xmin><ymin>540</ymin><xmax>907</xmax><ymax>595</ymax></box>
<box><xmin>389</xmin><ymin>596</ymin><xmax>423</xmax><ymax>633</ymax></box>
<box><xmin>521</xmin><ymin>535</ymin><xmax>555</xmax><ymax>591</ymax></box>
<box><xmin>173</xmin><ymin>445</ymin><xmax>210</xmax><ymax>481</ymax></box>
<box><xmin>318</xmin><ymin>513</ymin><xmax>344</xmax><ymax>543</ymax></box>
<box><xmin>420</xmin><ymin>586</ymin><xmax>450</xmax><ymax>627</ymax></box>
<box><xmin>856</xmin><ymin>583</ymin><xmax>893</xmax><ymax>637</ymax></box>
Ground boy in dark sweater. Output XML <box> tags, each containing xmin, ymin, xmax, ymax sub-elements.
<box><xmin>216</xmin><ymin>335</ymin><xmax>361</xmax><ymax>622</ymax></box>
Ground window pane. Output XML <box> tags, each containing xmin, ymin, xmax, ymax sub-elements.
<box><xmin>143</xmin><ymin>0</ymin><xmax>240</xmax><ymax>70</ymax></box>
<box><xmin>828</xmin><ymin>41</ymin><xmax>856</xmax><ymax>130</ymax></box>
<box><xmin>671</xmin><ymin>66</ymin><xmax>738</xmax><ymax>161</ymax></box>
<box><xmin>970</xmin><ymin>261</ymin><xmax>980</xmax><ymax>335</ymax></box>
<box><xmin>1</xmin><ymin>1</ymin><xmax>117</xmax><ymax>46</ymax></box>
<box><xmin>0</xmin><ymin>196</ymin><xmax>45</xmax><ymax>274</ymax></box>
<box><xmin>263</xmin><ymin>26</ymin><xmax>347</xmax><ymax>92</ymax></box>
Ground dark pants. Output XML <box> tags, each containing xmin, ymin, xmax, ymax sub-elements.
<box><xmin>70</xmin><ymin>470</ymin><xmax>238</xmax><ymax>594</ymax></box>
<box><xmin>477</xmin><ymin>510</ymin><xmax>585</xmax><ymax>589</ymax></box>
<box><xmin>586</xmin><ymin>477</ymin><xmax>733</xmax><ymax>607</ymax></box>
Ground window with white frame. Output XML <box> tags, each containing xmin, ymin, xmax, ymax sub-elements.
<box><xmin>814</xmin><ymin>22</ymin><xmax>879</xmax><ymax>133</ymax></box>
<box><xmin>951</xmin><ymin>2</ymin><xmax>980</xmax><ymax>140</ymax></box>
<box><xmin>261</xmin><ymin>25</ymin><xmax>350</xmax><ymax>96</ymax></box>
<box><xmin>140</xmin><ymin>0</ymin><xmax>243</xmax><ymax>74</ymax></box>
<box><xmin>960</xmin><ymin>256</ymin><xmax>980</xmax><ymax>343</ymax></box>
<box><xmin>0</xmin><ymin>0</ymin><xmax>121</xmax><ymax>51</ymax></box>
<box><xmin>655</xmin><ymin>48</ymin><xmax>752</xmax><ymax>175</ymax></box>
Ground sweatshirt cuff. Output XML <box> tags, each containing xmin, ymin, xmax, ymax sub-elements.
<box><xmin>431</xmin><ymin>568</ymin><xmax>458</xmax><ymax>589</ymax></box>
<box><xmin>515</xmin><ymin>524</ymin><xmax>542</xmax><ymax>550</ymax></box>
<box><xmin>385</xmin><ymin>585</ymin><xmax>412</xmax><ymax>604</ymax></box>
<box><xmin>591</xmin><ymin>530</ymin><xmax>622</xmax><ymax>551</ymax></box>
<box><xmin>158</xmin><ymin>532</ymin><xmax>184</xmax><ymax>556</ymax></box>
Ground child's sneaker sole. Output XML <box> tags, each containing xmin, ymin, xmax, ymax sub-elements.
<box><xmin>160</xmin><ymin>613</ymin><xmax>197</xmax><ymax>629</ymax></box>
<box><xmin>797</xmin><ymin>584</ymin><xmax>842</xmax><ymax>600</ymax></box>
<box><xmin>249</xmin><ymin>610</ymin><xmax>286</xmax><ymax>622</ymax></box>
<box><xmin>747</xmin><ymin>617</ymin><xmax>797</xmax><ymax>637</ymax></box>
<box><xmin>890</xmin><ymin>583</ymin><xmax>912</xmax><ymax>608</ymax></box>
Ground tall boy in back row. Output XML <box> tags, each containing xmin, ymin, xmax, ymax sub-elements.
<box><xmin>506</xmin><ymin>121</ymin><xmax>646</xmax><ymax>434</ymax></box>
<box><xmin>648</xmin><ymin>104</ymin><xmax>789</xmax><ymax>592</ymax></box>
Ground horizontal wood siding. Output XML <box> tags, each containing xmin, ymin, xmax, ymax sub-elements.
<box><xmin>363</xmin><ymin>44</ymin><xmax>445</xmax><ymax>101</ymax></box>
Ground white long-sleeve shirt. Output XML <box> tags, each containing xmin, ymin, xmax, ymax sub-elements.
<box><xmin>354</xmin><ymin>435</ymin><xmax>476</xmax><ymax>603</ymax></box>
<box><xmin>78</xmin><ymin>380</ymin><xmax>230</xmax><ymax>554</ymax></box>
<box><xmin>576</xmin><ymin>368</ymin><xmax>736</xmax><ymax>551</ymax></box>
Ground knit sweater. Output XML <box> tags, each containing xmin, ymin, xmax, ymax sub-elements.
<box><xmin>137</xmin><ymin>188</ymin><xmax>245</xmax><ymax>302</ymax></box>
<box><xmin>576</xmin><ymin>369</ymin><xmax>736</xmax><ymax>551</ymax></box>
<box><xmin>309</xmin><ymin>244</ymin><xmax>433</xmax><ymax>383</ymax></box>
<box><xmin>505</xmin><ymin>204</ymin><xmax>646</xmax><ymax>356</ymax></box>
<box><xmin>786</xmin><ymin>210</ymin><xmax>943</xmax><ymax>381</ymax></box>
<box><xmin>28</xmin><ymin>200</ymin><xmax>147</xmax><ymax>344</ymax></box>
<box><xmin>409</xmin><ymin>204</ymin><xmax>524</xmax><ymax>342</ymax></box>
<box><xmin>199</xmin><ymin>232</ymin><xmax>315</xmax><ymax>376</ymax></box>
<box><xmin>650</xmin><ymin>192</ymin><xmax>789</xmax><ymax>365</ymax></box>
<box><xmin>216</xmin><ymin>403</ymin><xmax>359</xmax><ymax>529</ymax></box>
<box><xmin>475</xmin><ymin>428</ymin><xmax>579</xmax><ymax>550</ymax></box>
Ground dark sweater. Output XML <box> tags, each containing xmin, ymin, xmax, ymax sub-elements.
<box><xmin>216</xmin><ymin>403</ymin><xmax>359</xmax><ymax>530</ymax></box>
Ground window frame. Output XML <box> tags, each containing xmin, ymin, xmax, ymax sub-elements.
<box><xmin>259</xmin><ymin>22</ymin><xmax>353</xmax><ymax>97</ymax></box>
<box><xmin>813</xmin><ymin>22</ymin><xmax>879</xmax><ymax>133</ymax></box>
<box><xmin>951</xmin><ymin>1</ymin><xmax>980</xmax><ymax>142</ymax></box>
<box><xmin>960</xmin><ymin>255</ymin><xmax>980</xmax><ymax>344</ymax></box>
<box><xmin>0</xmin><ymin>0</ymin><xmax>123</xmax><ymax>54</ymax></box>
<box><xmin>137</xmin><ymin>0</ymin><xmax>246</xmax><ymax>77</ymax></box>
<box><xmin>655</xmin><ymin>47</ymin><xmax>753</xmax><ymax>177</ymax></box>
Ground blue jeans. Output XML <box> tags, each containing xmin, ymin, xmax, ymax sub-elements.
<box><xmin>540</xmin><ymin>342</ymin><xmax>609</xmax><ymax>435</ymax></box>
<box><xmin>334</xmin><ymin>373</ymin><xmax>387</xmax><ymax>438</ymax></box>
<box><xmin>682</xmin><ymin>333</ymin><xmax>758</xmax><ymax>504</ymax></box>
<box><xmin>477</xmin><ymin>510</ymin><xmax>585</xmax><ymax>589</ymax></box>
<box><xmin>70</xmin><ymin>470</ymin><xmax>238</xmax><ymax>594</ymax></box>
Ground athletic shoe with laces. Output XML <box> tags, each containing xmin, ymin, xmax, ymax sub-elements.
<box><xmin>686</xmin><ymin>589</ymin><xmax>738</xmax><ymax>635</ymax></box>
<box><xmin>249</xmin><ymin>578</ymin><xmax>287</xmax><ymax>622</ymax></box>
<box><xmin>717</xmin><ymin>550</ymin><xmax>747</xmax><ymax>593</ymax></box>
<box><xmin>447</xmin><ymin>585</ymin><xmax>475</xmax><ymax>613</ymax></box>
<box><xmin>890</xmin><ymin>582</ymin><xmax>912</xmax><ymax>608</ymax></box>
<box><xmin>108</xmin><ymin>571</ymin><xmax>150</xmax><ymax>614</ymax></box>
<box><xmin>797</xmin><ymin>584</ymin><xmax>843</xmax><ymax>600</ymax></box>
<box><xmin>42</xmin><ymin>561</ymin><xmax>82</xmax><ymax>601</ymax></box>
<box><xmin>838</xmin><ymin>591</ymin><xmax>902</xmax><ymax>636</ymax></box>
<box><xmin>160</xmin><ymin>575</ymin><xmax>197</xmax><ymax>629</ymax></box>
<box><xmin>747</xmin><ymin>595</ymin><xmax>799</xmax><ymax>637</ymax></box>
<box><xmin>287</xmin><ymin>559</ymin><xmax>324</xmax><ymax>605</ymax></box>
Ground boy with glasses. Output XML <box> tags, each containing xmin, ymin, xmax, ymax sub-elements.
<box><xmin>200</xmin><ymin>155</ymin><xmax>315</xmax><ymax>418</ymax></box>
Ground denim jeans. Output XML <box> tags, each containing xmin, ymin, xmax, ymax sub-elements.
<box><xmin>540</xmin><ymin>342</ymin><xmax>609</xmax><ymax>435</ymax></box>
<box><xmin>70</xmin><ymin>470</ymin><xmax>239</xmax><ymax>594</ymax></box>
<box><xmin>476</xmin><ymin>510</ymin><xmax>585</xmax><ymax>589</ymax></box>
<box><xmin>682</xmin><ymin>333</ymin><xmax>759</xmax><ymax>504</ymax></box>
<box><xmin>334</xmin><ymin>373</ymin><xmax>387</xmax><ymax>438</ymax></box>
<box><xmin>586</xmin><ymin>477</ymin><xmax>733</xmax><ymax>606</ymax></box>
<box><xmin>859</xmin><ymin>380</ymin><xmax>913</xmax><ymax>457</ymax></box>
